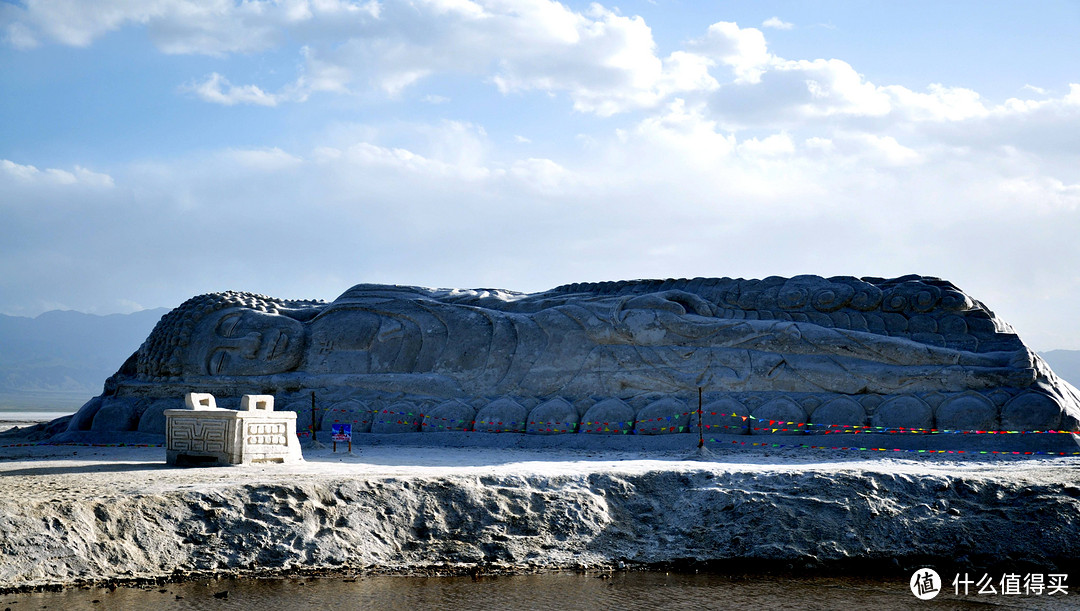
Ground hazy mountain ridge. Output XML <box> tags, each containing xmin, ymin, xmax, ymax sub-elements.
<box><xmin>0</xmin><ymin>309</ymin><xmax>167</xmax><ymax>404</ymax></box>
<box><xmin>1041</xmin><ymin>350</ymin><xmax>1080</xmax><ymax>390</ymax></box>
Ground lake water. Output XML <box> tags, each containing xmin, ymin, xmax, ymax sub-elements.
<box><xmin>0</xmin><ymin>407</ymin><xmax>71</xmax><ymax>433</ymax></box>
<box><xmin>4</xmin><ymin>571</ymin><xmax>1072</xmax><ymax>610</ymax></box>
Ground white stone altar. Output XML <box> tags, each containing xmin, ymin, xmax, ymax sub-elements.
<box><xmin>164</xmin><ymin>393</ymin><xmax>302</xmax><ymax>466</ymax></box>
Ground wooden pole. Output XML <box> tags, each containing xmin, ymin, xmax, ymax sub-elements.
<box><xmin>697</xmin><ymin>386</ymin><xmax>704</xmax><ymax>448</ymax></box>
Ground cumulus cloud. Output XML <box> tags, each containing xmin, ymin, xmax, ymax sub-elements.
<box><xmin>4</xmin><ymin>3</ymin><xmax>1080</xmax><ymax>348</ymax></box>
<box><xmin>762</xmin><ymin>17</ymin><xmax>793</xmax><ymax>30</ymax></box>
<box><xmin>485</xmin><ymin>4</ymin><xmax>717</xmax><ymax>115</ymax></box>
<box><xmin>737</xmin><ymin>132</ymin><xmax>795</xmax><ymax>157</ymax></box>
<box><xmin>690</xmin><ymin>21</ymin><xmax>773</xmax><ymax>84</ymax></box>
<box><xmin>5</xmin><ymin>0</ymin><xmax>718</xmax><ymax>114</ymax></box>
<box><xmin>258</xmin><ymin>0</ymin><xmax>718</xmax><ymax>114</ymax></box>
<box><xmin>187</xmin><ymin>72</ymin><xmax>285</xmax><ymax>106</ymax></box>
<box><xmin>4</xmin><ymin>1</ymin><xmax>1076</xmax><ymax>137</ymax></box>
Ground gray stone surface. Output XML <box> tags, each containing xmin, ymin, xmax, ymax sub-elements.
<box><xmin>474</xmin><ymin>397</ymin><xmax>526</xmax><ymax>433</ymax></box>
<box><xmin>634</xmin><ymin>397</ymin><xmax>690</xmax><ymax>435</ymax></box>
<box><xmin>66</xmin><ymin>396</ymin><xmax>102</xmax><ymax>432</ymax></box>
<box><xmin>702</xmin><ymin>398</ymin><xmax>749</xmax><ymax>435</ymax></box>
<box><xmin>581</xmin><ymin>398</ymin><xmax>634</xmax><ymax>434</ymax></box>
<box><xmin>872</xmin><ymin>396</ymin><xmax>933</xmax><ymax>431</ymax></box>
<box><xmin>808</xmin><ymin>397</ymin><xmax>867</xmax><ymax>434</ymax></box>
<box><xmin>936</xmin><ymin>393</ymin><xmax>998</xmax><ymax>431</ymax></box>
<box><xmin>527</xmin><ymin>398</ymin><xmax>577</xmax><ymax>434</ymax></box>
<box><xmin>751</xmin><ymin>397</ymin><xmax>807</xmax><ymax>435</ymax></box>
<box><xmin>57</xmin><ymin>276</ymin><xmax>1080</xmax><ymax>449</ymax></box>
<box><xmin>137</xmin><ymin>397</ymin><xmax>182</xmax><ymax>434</ymax></box>
<box><xmin>372</xmin><ymin>401</ymin><xmax>421</xmax><ymax>433</ymax></box>
<box><xmin>90</xmin><ymin>397</ymin><xmax>145</xmax><ymax>432</ymax></box>
<box><xmin>1002</xmin><ymin>392</ymin><xmax>1063</xmax><ymax>431</ymax></box>
<box><xmin>423</xmin><ymin>399</ymin><xmax>475</xmax><ymax>432</ymax></box>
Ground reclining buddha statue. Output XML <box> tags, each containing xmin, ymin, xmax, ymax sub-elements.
<box><xmin>60</xmin><ymin>275</ymin><xmax>1080</xmax><ymax>438</ymax></box>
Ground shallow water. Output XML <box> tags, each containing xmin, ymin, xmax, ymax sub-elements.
<box><xmin>4</xmin><ymin>572</ymin><xmax>1072</xmax><ymax>610</ymax></box>
<box><xmin>0</xmin><ymin>407</ymin><xmax>72</xmax><ymax>432</ymax></box>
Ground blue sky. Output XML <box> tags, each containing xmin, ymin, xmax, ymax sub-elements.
<box><xmin>1</xmin><ymin>0</ymin><xmax>1079</xmax><ymax>350</ymax></box>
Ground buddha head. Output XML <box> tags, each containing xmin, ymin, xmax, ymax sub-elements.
<box><xmin>136</xmin><ymin>291</ymin><xmax>326</xmax><ymax>379</ymax></box>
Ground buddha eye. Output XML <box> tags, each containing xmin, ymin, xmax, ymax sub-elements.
<box><xmin>210</xmin><ymin>350</ymin><xmax>229</xmax><ymax>375</ymax></box>
<box><xmin>217</xmin><ymin>313</ymin><xmax>242</xmax><ymax>337</ymax></box>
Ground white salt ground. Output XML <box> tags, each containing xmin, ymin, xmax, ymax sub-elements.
<box><xmin>3</xmin><ymin>435</ymin><xmax>1080</xmax><ymax>591</ymax></box>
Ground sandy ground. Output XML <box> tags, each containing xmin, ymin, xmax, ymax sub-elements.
<box><xmin>4</xmin><ymin>430</ymin><xmax>1080</xmax><ymax>592</ymax></box>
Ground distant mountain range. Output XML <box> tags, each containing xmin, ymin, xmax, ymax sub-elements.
<box><xmin>1042</xmin><ymin>350</ymin><xmax>1080</xmax><ymax>390</ymax></box>
<box><xmin>0</xmin><ymin>308</ymin><xmax>167</xmax><ymax>410</ymax></box>
<box><xmin>1</xmin><ymin>308</ymin><xmax>1079</xmax><ymax>411</ymax></box>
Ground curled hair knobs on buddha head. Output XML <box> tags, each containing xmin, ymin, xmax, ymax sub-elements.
<box><xmin>136</xmin><ymin>291</ymin><xmax>324</xmax><ymax>380</ymax></box>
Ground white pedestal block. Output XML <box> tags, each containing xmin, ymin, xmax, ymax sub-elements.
<box><xmin>165</xmin><ymin>393</ymin><xmax>303</xmax><ymax>466</ymax></box>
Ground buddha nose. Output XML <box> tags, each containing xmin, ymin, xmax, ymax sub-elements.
<box><xmin>237</xmin><ymin>332</ymin><xmax>262</xmax><ymax>358</ymax></box>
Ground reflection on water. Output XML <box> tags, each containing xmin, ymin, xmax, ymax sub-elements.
<box><xmin>5</xmin><ymin>571</ymin><xmax>1072</xmax><ymax>611</ymax></box>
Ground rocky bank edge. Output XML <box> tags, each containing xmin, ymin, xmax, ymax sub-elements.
<box><xmin>3</xmin><ymin>444</ymin><xmax>1080</xmax><ymax>590</ymax></box>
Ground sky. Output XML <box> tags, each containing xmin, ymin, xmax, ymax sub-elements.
<box><xmin>1</xmin><ymin>0</ymin><xmax>1079</xmax><ymax>351</ymax></box>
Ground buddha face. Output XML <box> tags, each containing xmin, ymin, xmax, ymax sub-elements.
<box><xmin>186</xmin><ymin>307</ymin><xmax>306</xmax><ymax>376</ymax></box>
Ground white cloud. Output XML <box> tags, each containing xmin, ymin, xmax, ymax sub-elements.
<box><xmin>1065</xmin><ymin>83</ymin><xmax>1080</xmax><ymax>105</ymax></box>
<box><xmin>6</xmin><ymin>1</ymin><xmax>1076</xmax><ymax>140</ymax></box>
<box><xmin>188</xmin><ymin>72</ymin><xmax>284</xmax><ymax>106</ymax></box>
<box><xmin>762</xmin><ymin>17</ymin><xmax>793</xmax><ymax>30</ymax></box>
<box><xmin>3</xmin><ymin>21</ymin><xmax>39</xmax><ymax>49</ymax></box>
<box><xmin>2</xmin><ymin>0</ymin><xmax>381</xmax><ymax>54</ymax></box>
<box><xmin>73</xmin><ymin>166</ymin><xmax>116</xmax><ymax>188</ymax></box>
<box><xmin>737</xmin><ymin>132</ymin><xmax>795</xmax><ymax>157</ymax></box>
<box><xmin>4</xmin><ymin>4</ymin><xmax>1080</xmax><ymax>349</ymax></box>
<box><xmin>621</xmin><ymin>99</ymin><xmax>736</xmax><ymax>170</ymax></box>
<box><xmin>883</xmin><ymin>83</ymin><xmax>988</xmax><ymax>121</ymax></box>
<box><xmin>224</xmin><ymin>147</ymin><xmax>304</xmax><ymax>170</ymax></box>
<box><xmin>782</xmin><ymin>58</ymin><xmax>891</xmax><ymax>117</ymax></box>
<box><xmin>5</xmin><ymin>0</ymin><xmax>717</xmax><ymax>115</ymax></box>
<box><xmin>509</xmin><ymin>158</ymin><xmax>571</xmax><ymax>193</ymax></box>
<box><xmin>691</xmin><ymin>21</ymin><xmax>773</xmax><ymax>84</ymax></box>
<box><xmin>2</xmin><ymin>0</ymin><xmax>160</xmax><ymax>48</ymax></box>
<box><xmin>4</xmin><ymin>90</ymin><xmax>1080</xmax><ymax>347</ymax></box>
<box><xmin>1</xmin><ymin>159</ymin><xmax>114</xmax><ymax>187</ymax></box>
<box><xmin>841</xmin><ymin>133</ymin><xmax>922</xmax><ymax>166</ymax></box>
<box><xmin>996</xmin><ymin>175</ymin><xmax>1080</xmax><ymax>213</ymax></box>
